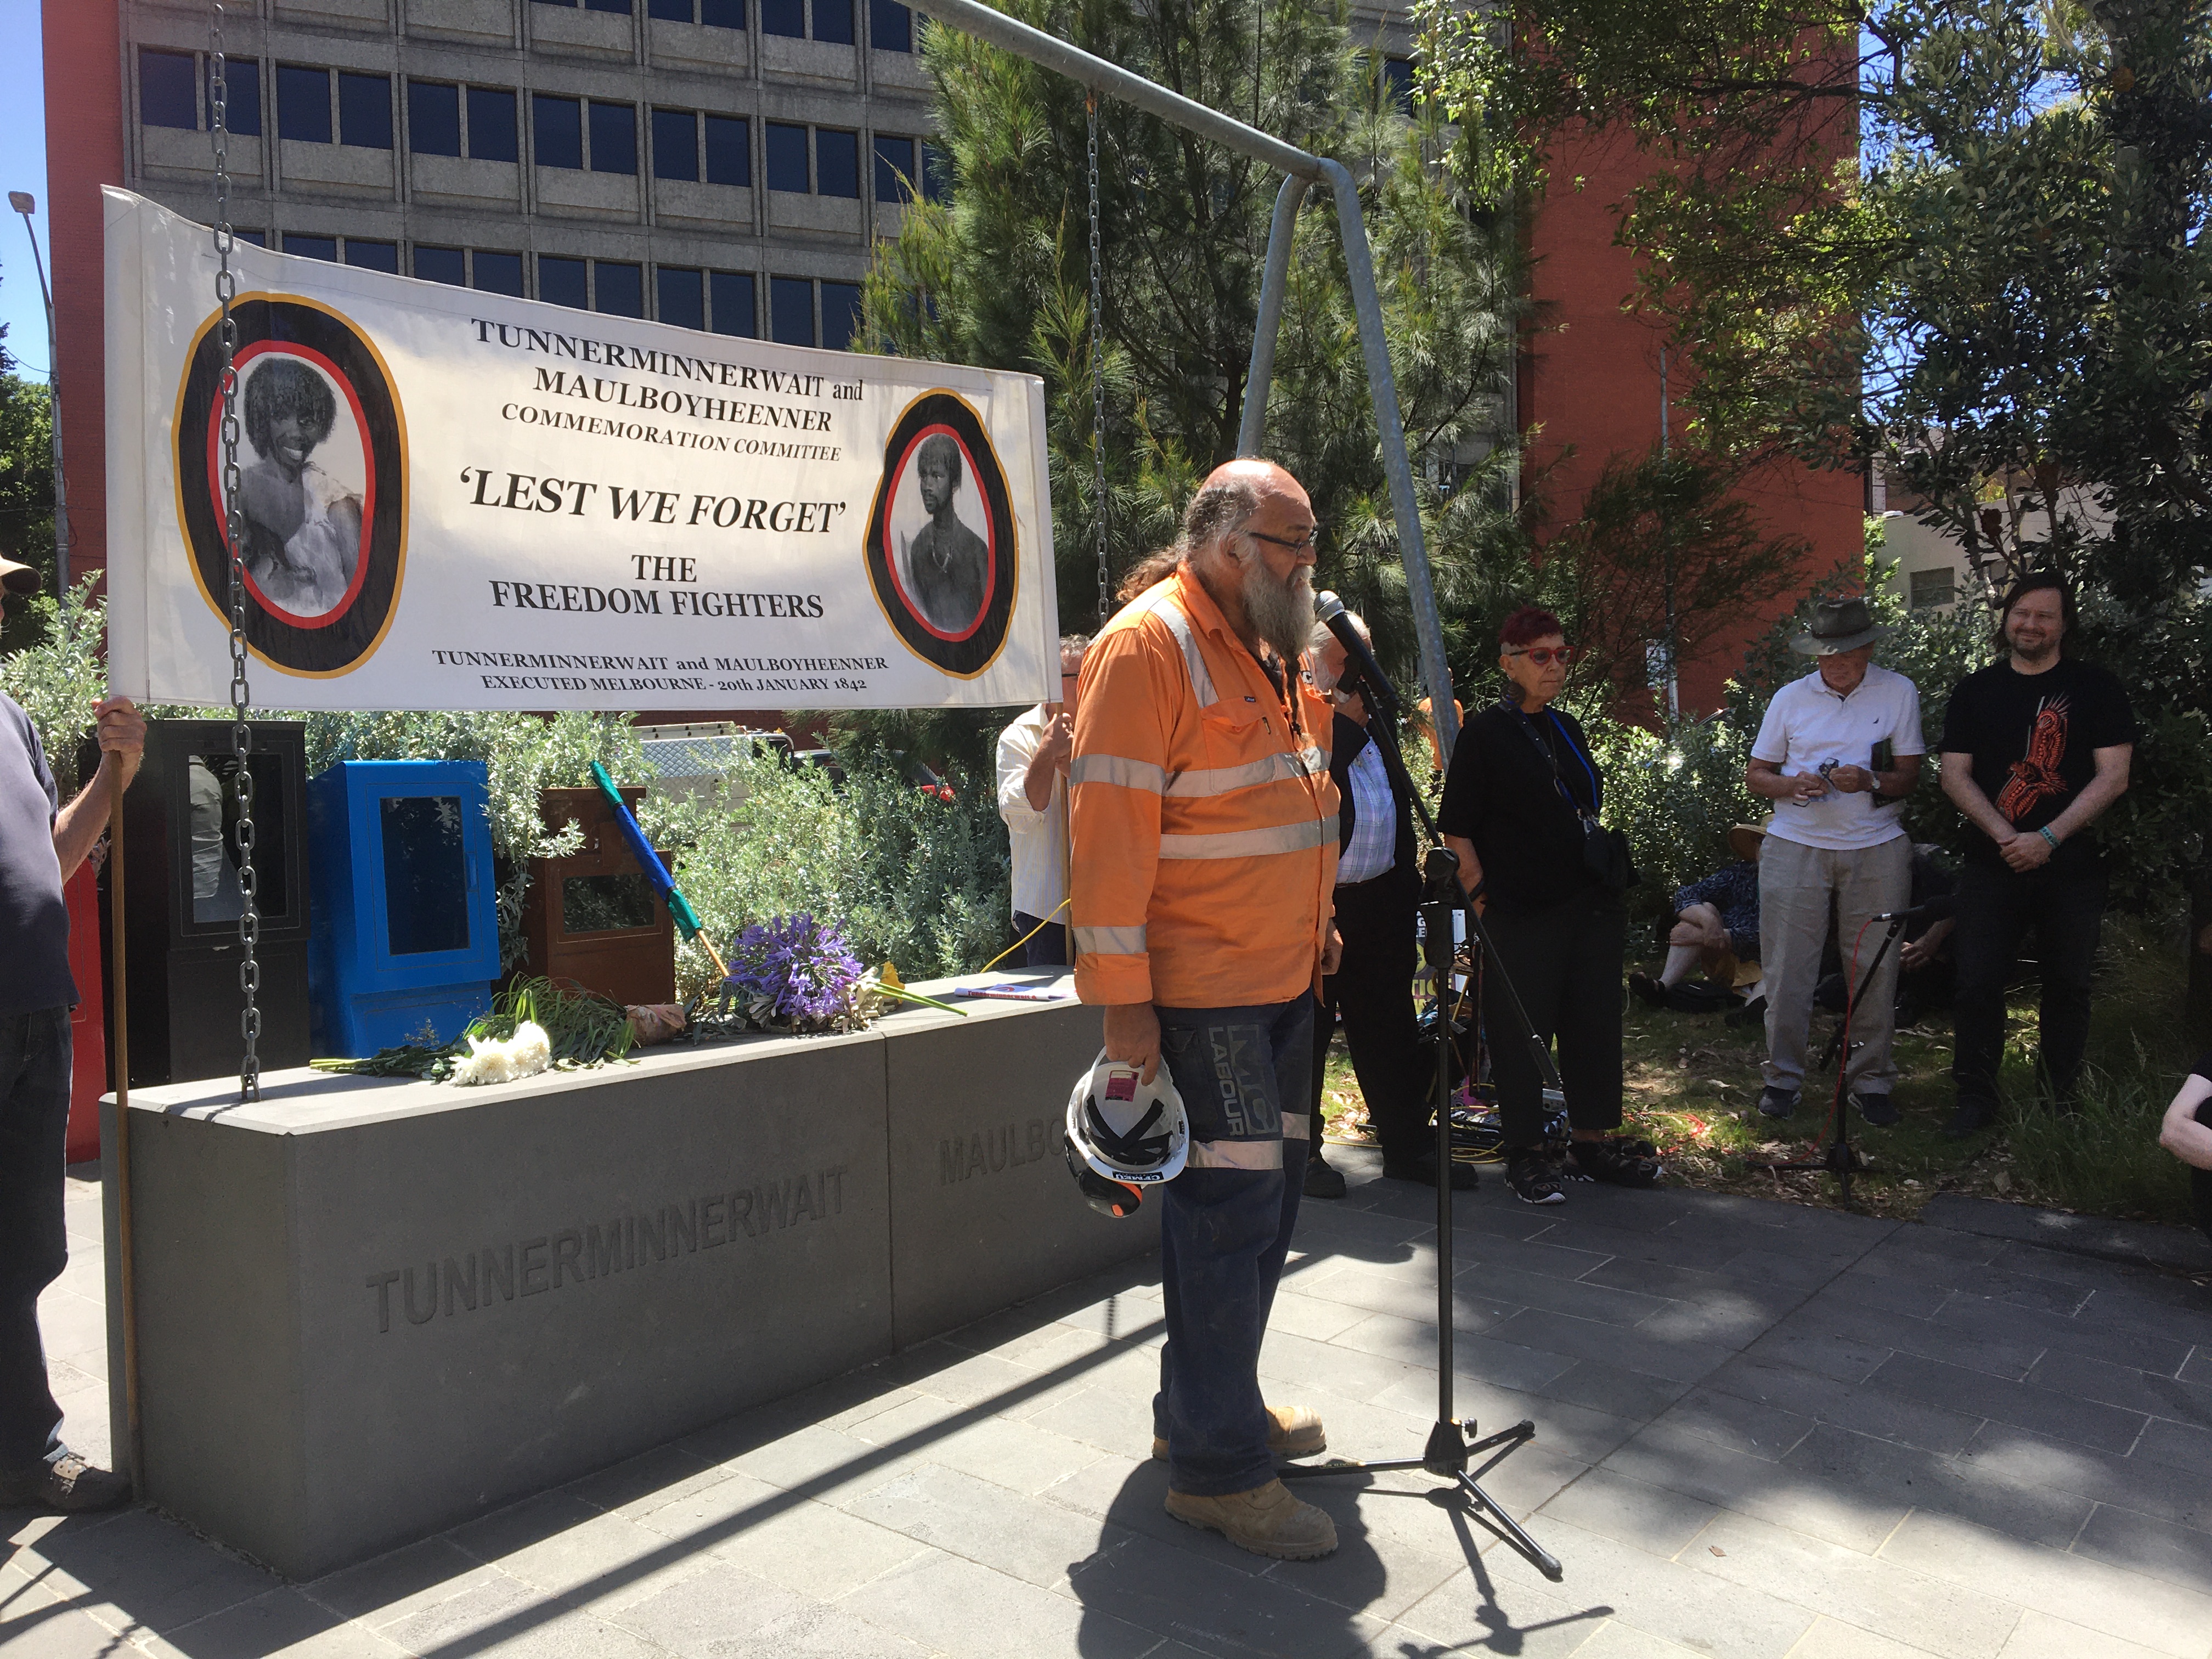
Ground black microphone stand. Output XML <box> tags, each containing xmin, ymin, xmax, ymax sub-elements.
<box><xmin>1750</xmin><ymin>911</ymin><xmax>1911</xmax><ymax>1208</ymax></box>
<box><xmin>1277</xmin><ymin>657</ymin><xmax>1565</xmax><ymax>1583</ymax></box>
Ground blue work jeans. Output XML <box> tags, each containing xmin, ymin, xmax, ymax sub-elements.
<box><xmin>1150</xmin><ymin>995</ymin><xmax>1312</xmax><ymax>1497</ymax></box>
<box><xmin>0</xmin><ymin>1007</ymin><xmax>73</xmax><ymax>1472</ymax></box>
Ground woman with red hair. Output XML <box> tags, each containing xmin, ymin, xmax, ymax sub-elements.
<box><xmin>1437</xmin><ymin>607</ymin><xmax>1659</xmax><ymax>1204</ymax></box>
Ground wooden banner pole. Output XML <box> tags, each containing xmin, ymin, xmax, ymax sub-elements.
<box><xmin>107</xmin><ymin>787</ymin><xmax>143</xmax><ymax>1488</ymax></box>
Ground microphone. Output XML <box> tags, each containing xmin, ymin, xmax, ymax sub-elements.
<box><xmin>1875</xmin><ymin>895</ymin><xmax>1955</xmax><ymax>923</ymax></box>
<box><xmin>1314</xmin><ymin>591</ymin><xmax>1401</xmax><ymax>718</ymax></box>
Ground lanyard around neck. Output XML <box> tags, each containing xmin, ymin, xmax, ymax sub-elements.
<box><xmin>1511</xmin><ymin>704</ymin><xmax>1601</xmax><ymax>815</ymax></box>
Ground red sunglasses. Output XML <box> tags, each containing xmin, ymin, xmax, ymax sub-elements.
<box><xmin>1506</xmin><ymin>646</ymin><xmax>1574</xmax><ymax>667</ymax></box>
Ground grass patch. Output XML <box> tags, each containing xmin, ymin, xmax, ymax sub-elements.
<box><xmin>1317</xmin><ymin>915</ymin><xmax>2205</xmax><ymax>1227</ymax></box>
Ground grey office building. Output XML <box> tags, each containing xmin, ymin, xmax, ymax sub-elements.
<box><xmin>106</xmin><ymin>2</ymin><xmax>1413</xmax><ymax>351</ymax></box>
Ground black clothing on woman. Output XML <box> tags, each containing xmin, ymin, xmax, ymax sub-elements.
<box><xmin>1440</xmin><ymin>698</ymin><xmax>1626</xmax><ymax>1152</ymax></box>
<box><xmin>1437</xmin><ymin>702</ymin><xmax>1602</xmax><ymax>911</ymax></box>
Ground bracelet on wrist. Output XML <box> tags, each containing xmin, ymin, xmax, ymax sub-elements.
<box><xmin>2038</xmin><ymin>826</ymin><xmax>2061</xmax><ymax>851</ymax></box>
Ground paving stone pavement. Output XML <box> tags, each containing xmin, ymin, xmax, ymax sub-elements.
<box><xmin>8</xmin><ymin>1154</ymin><xmax>2212</xmax><ymax>1658</ymax></box>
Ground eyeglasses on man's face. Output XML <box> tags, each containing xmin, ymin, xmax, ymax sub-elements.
<box><xmin>1505</xmin><ymin>646</ymin><xmax>1574</xmax><ymax>668</ymax></box>
<box><xmin>1243</xmin><ymin>525</ymin><xmax>1321</xmax><ymax>554</ymax></box>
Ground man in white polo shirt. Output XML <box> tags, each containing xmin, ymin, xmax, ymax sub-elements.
<box><xmin>1745</xmin><ymin>597</ymin><xmax>1925</xmax><ymax>1124</ymax></box>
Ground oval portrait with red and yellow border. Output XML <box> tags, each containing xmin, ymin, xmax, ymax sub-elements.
<box><xmin>174</xmin><ymin>295</ymin><xmax>407</xmax><ymax>678</ymax></box>
<box><xmin>863</xmin><ymin>391</ymin><xmax>1017</xmax><ymax>678</ymax></box>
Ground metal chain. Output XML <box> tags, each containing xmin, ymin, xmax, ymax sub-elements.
<box><xmin>1086</xmin><ymin>93</ymin><xmax>1109</xmax><ymax>627</ymax></box>
<box><xmin>209</xmin><ymin>3</ymin><xmax>262</xmax><ymax>1103</ymax></box>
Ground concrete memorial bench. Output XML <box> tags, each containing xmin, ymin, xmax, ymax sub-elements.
<box><xmin>100</xmin><ymin>973</ymin><xmax>1138</xmax><ymax>1579</ymax></box>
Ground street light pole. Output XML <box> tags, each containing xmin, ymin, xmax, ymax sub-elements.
<box><xmin>9</xmin><ymin>190</ymin><xmax>70</xmax><ymax>600</ymax></box>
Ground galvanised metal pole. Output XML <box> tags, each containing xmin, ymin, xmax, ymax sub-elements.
<box><xmin>8</xmin><ymin>192</ymin><xmax>69</xmax><ymax>599</ymax></box>
<box><xmin>905</xmin><ymin>0</ymin><xmax>1458</xmax><ymax>752</ymax></box>
<box><xmin>1320</xmin><ymin>158</ymin><xmax>1457</xmax><ymax>757</ymax></box>
<box><xmin>905</xmin><ymin>0</ymin><xmax>1322</xmax><ymax>178</ymax></box>
<box><xmin>1238</xmin><ymin>174</ymin><xmax>1309</xmax><ymax>458</ymax></box>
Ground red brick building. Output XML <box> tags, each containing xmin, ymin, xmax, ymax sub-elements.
<box><xmin>1520</xmin><ymin>128</ymin><xmax>1864</xmax><ymax>714</ymax></box>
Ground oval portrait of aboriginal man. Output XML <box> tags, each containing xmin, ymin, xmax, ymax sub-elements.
<box><xmin>863</xmin><ymin>391</ymin><xmax>1017</xmax><ymax>677</ymax></box>
<box><xmin>175</xmin><ymin>295</ymin><xmax>408</xmax><ymax>678</ymax></box>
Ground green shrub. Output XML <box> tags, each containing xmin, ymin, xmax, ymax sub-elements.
<box><xmin>645</xmin><ymin>746</ymin><xmax>1012</xmax><ymax>1000</ymax></box>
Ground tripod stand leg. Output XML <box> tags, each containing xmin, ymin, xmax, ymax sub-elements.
<box><xmin>1454</xmin><ymin>1470</ymin><xmax>1565</xmax><ymax>1581</ymax></box>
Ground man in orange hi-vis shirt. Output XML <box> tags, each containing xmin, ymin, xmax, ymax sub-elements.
<box><xmin>1069</xmin><ymin>458</ymin><xmax>1345</xmax><ymax>1561</ymax></box>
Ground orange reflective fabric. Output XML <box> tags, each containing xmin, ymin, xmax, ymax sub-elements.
<box><xmin>1069</xmin><ymin>566</ymin><xmax>1340</xmax><ymax>1009</ymax></box>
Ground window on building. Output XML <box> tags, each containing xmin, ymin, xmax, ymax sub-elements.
<box><xmin>821</xmin><ymin>280</ymin><xmax>862</xmax><ymax>349</ymax></box>
<box><xmin>658</xmin><ymin>267</ymin><xmax>705</xmax><ymax>329</ymax></box>
<box><xmin>701</xmin><ymin>0</ymin><xmax>745</xmax><ymax>24</ymax></box>
<box><xmin>872</xmin><ymin>133</ymin><xmax>915</xmax><ymax>203</ymax></box>
<box><xmin>276</xmin><ymin>66</ymin><xmax>332</xmax><ymax>145</ymax></box>
<box><xmin>813</xmin><ymin>0</ymin><xmax>854</xmax><ymax>44</ymax></box>
<box><xmin>815</xmin><ymin>128</ymin><xmax>859</xmax><ymax>198</ymax></box>
<box><xmin>589</xmin><ymin>101</ymin><xmax>637</xmax><ymax>175</ymax></box>
<box><xmin>283</xmin><ymin>233</ymin><xmax>338</xmax><ymax>262</ymax></box>
<box><xmin>765</xmin><ymin>122</ymin><xmax>808</xmax><ymax>192</ymax></box>
<box><xmin>1909</xmin><ymin>568</ymin><xmax>1957</xmax><ymax>611</ymax></box>
<box><xmin>871</xmin><ymin>0</ymin><xmax>912</xmax><ymax>51</ymax></box>
<box><xmin>338</xmin><ymin>72</ymin><xmax>393</xmax><ymax>150</ymax></box>
<box><xmin>415</xmin><ymin>245</ymin><xmax>466</xmax><ymax>285</ymax></box>
<box><xmin>345</xmin><ymin>239</ymin><xmax>399</xmax><ymax>273</ymax></box>
<box><xmin>760</xmin><ymin>0</ymin><xmax>804</xmax><ymax>36</ymax></box>
<box><xmin>467</xmin><ymin>87</ymin><xmax>520</xmax><ymax>162</ymax></box>
<box><xmin>651</xmin><ymin>109</ymin><xmax>697</xmax><ymax>181</ymax></box>
<box><xmin>704</xmin><ymin>115</ymin><xmax>749</xmax><ymax>185</ymax></box>
<box><xmin>595</xmin><ymin>262</ymin><xmax>644</xmax><ymax>317</ymax></box>
<box><xmin>474</xmin><ymin>251</ymin><xmax>525</xmax><ymax>296</ymax></box>
<box><xmin>234</xmin><ymin>229</ymin><xmax>267</xmax><ymax>247</ymax></box>
<box><xmin>584</xmin><ymin>0</ymin><xmax>634</xmax><ymax>13</ymax></box>
<box><xmin>1381</xmin><ymin>56</ymin><xmax>1415</xmax><ymax>114</ymax></box>
<box><xmin>409</xmin><ymin>82</ymin><xmax>462</xmax><ymax>158</ymax></box>
<box><xmin>922</xmin><ymin>141</ymin><xmax>951</xmax><ymax>202</ymax></box>
<box><xmin>539</xmin><ymin>255</ymin><xmax>588</xmax><ymax>309</ymax></box>
<box><xmin>648</xmin><ymin>0</ymin><xmax>692</xmax><ymax>15</ymax></box>
<box><xmin>534</xmin><ymin>94</ymin><xmax>583</xmax><ymax>170</ymax></box>
<box><xmin>770</xmin><ymin>276</ymin><xmax>815</xmax><ymax>346</ymax></box>
<box><xmin>205</xmin><ymin>58</ymin><xmax>262</xmax><ymax>137</ymax></box>
<box><xmin>140</xmin><ymin>49</ymin><xmax>199</xmax><ymax>131</ymax></box>
<box><xmin>710</xmin><ymin>270</ymin><xmax>757</xmax><ymax>337</ymax></box>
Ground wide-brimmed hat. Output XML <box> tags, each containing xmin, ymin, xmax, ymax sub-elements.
<box><xmin>1791</xmin><ymin>596</ymin><xmax>1888</xmax><ymax>656</ymax></box>
<box><xmin>0</xmin><ymin>551</ymin><xmax>38</xmax><ymax>596</ymax></box>
<box><xmin>1728</xmin><ymin>817</ymin><xmax>1773</xmax><ymax>862</ymax></box>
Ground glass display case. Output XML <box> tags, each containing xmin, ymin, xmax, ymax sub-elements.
<box><xmin>101</xmin><ymin>720</ymin><xmax>313</xmax><ymax>1086</ymax></box>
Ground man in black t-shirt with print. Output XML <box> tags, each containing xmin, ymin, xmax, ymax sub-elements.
<box><xmin>1938</xmin><ymin>574</ymin><xmax>2134</xmax><ymax>1138</ymax></box>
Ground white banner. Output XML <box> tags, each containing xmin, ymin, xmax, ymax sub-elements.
<box><xmin>102</xmin><ymin>189</ymin><xmax>1059</xmax><ymax>712</ymax></box>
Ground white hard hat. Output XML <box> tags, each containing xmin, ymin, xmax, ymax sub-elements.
<box><xmin>1062</xmin><ymin>1049</ymin><xmax>1189</xmax><ymax>1215</ymax></box>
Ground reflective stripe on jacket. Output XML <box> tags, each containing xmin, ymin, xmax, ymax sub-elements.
<box><xmin>1069</xmin><ymin>565</ymin><xmax>1340</xmax><ymax>1008</ymax></box>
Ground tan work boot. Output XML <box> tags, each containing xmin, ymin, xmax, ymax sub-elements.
<box><xmin>1165</xmin><ymin>1478</ymin><xmax>1338</xmax><ymax>1560</ymax></box>
<box><xmin>1151</xmin><ymin>1403</ymin><xmax>1327</xmax><ymax>1463</ymax></box>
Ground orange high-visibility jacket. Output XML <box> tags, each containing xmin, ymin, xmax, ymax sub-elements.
<box><xmin>1069</xmin><ymin>566</ymin><xmax>1340</xmax><ymax>1009</ymax></box>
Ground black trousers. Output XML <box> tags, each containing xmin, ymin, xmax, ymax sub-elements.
<box><xmin>0</xmin><ymin>1007</ymin><xmax>72</xmax><ymax>1472</ymax></box>
<box><xmin>1951</xmin><ymin>860</ymin><xmax>2107</xmax><ymax>1108</ymax></box>
<box><xmin>1306</xmin><ymin>873</ymin><xmax>1428</xmax><ymax>1162</ymax></box>
<box><xmin>1481</xmin><ymin>890</ymin><xmax>1626</xmax><ymax>1148</ymax></box>
<box><xmin>1014</xmin><ymin>910</ymin><xmax>1071</xmax><ymax>970</ymax></box>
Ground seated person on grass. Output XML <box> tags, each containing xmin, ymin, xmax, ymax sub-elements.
<box><xmin>1630</xmin><ymin>820</ymin><xmax>1767</xmax><ymax>1015</ymax></box>
<box><xmin>2157</xmin><ymin>1056</ymin><xmax>2212</xmax><ymax>1244</ymax></box>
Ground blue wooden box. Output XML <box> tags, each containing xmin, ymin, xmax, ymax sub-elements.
<box><xmin>307</xmin><ymin>760</ymin><xmax>501</xmax><ymax>1058</ymax></box>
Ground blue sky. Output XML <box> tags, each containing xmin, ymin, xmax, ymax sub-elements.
<box><xmin>0</xmin><ymin>0</ymin><xmax>51</xmax><ymax>380</ymax></box>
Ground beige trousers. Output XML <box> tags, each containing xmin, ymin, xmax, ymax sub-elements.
<box><xmin>1757</xmin><ymin>834</ymin><xmax>1912</xmax><ymax>1098</ymax></box>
